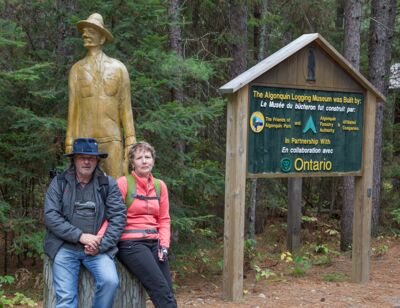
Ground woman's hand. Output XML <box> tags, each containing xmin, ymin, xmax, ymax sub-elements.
<box><xmin>79</xmin><ymin>233</ymin><xmax>100</xmax><ymax>250</ymax></box>
<box><xmin>158</xmin><ymin>246</ymin><xmax>168</xmax><ymax>262</ymax></box>
<box><xmin>84</xmin><ymin>245</ymin><xmax>99</xmax><ymax>256</ymax></box>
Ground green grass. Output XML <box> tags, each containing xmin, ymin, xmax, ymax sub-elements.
<box><xmin>322</xmin><ymin>272</ymin><xmax>347</xmax><ymax>282</ymax></box>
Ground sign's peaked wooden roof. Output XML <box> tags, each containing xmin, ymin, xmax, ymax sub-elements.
<box><xmin>219</xmin><ymin>33</ymin><xmax>385</xmax><ymax>102</ymax></box>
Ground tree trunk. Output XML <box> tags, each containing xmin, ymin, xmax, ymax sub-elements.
<box><xmin>335</xmin><ymin>0</ymin><xmax>345</xmax><ymax>29</ymax></box>
<box><xmin>3</xmin><ymin>231</ymin><xmax>7</xmax><ymax>275</ymax></box>
<box><xmin>253</xmin><ymin>0</ymin><xmax>268</xmax><ymax>61</ymax></box>
<box><xmin>229</xmin><ymin>0</ymin><xmax>248</xmax><ymax>78</ymax></box>
<box><xmin>287</xmin><ymin>178</ymin><xmax>302</xmax><ymax>253</ymax></box>
<box><xmin>330</xmin><ymin>178</ymin><xmax>336</xmax><ymax>217</ymax></box>
<box><xmin>341</xmin><ymin>0</ymin><xmax>361</xmax><ymax>251</ymax></box>
<box><xmin>334</xmin><ymin>0</ymin><xmax>345</xmax><ymax>57</ymax></box>
<box><xmin>247</xmin><ymin>0</ymin><xmax>268</xmax><ymax>238</ymax></box>
<box><xmin>247</xmin><ymin>179</ymin><xmax>257</xmax><ymax>239</ymax></box>
<box><xmin>343</xmin><ymin>0</ymin><xmax>361</xmax><ymax>69</ymax></box>
<box><xmin>43</xmin><ymin>256</ymin><xmax>146</xmax><ymax>308</ymax></box>
<box><xmin>257</xmin><ymin>0</ymin><xmax>268</xmax><ymax>62</ymax></box>
<box><xmin>168</xmin><ymin>0</ymin><xmax>186</xmax><ymax>159</ymax></box>
<box><xmin>368</xmin><ymin>0</ymin><xmax>397</xmax><ymax>235</ymax></box>
<box><xmin>55</xmin><ymin>0</ymin><xmax>76</xmax><ymax>73</ymax></box>
<box><xmin>341</xmin><ymin>175</ymin><xmax>354</xmax><ymax>250</ymax></box>
<box><xmin>253</xmin><ymin>3</ymin><xmax>261</xmax><ymax>61</ymax></box>
<box><xmin>168</xmin><ymin>0</ymin><xmax>186</xmax><ymax>190</ymax></box>
<box><xmin>229</xmin><ymin>0</ymin><xmax>249</xmax><ymax>238</ymax></box>
<box><xmin>168</xmin><ymin>0</ymin><xmax>184</xmax><ymax>103</ymax></box>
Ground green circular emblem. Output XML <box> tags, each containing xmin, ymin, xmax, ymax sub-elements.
<box><xmin>280</xmin><ymin>158</ymin><xmax>292</xmax><ymax>172</ymax></box>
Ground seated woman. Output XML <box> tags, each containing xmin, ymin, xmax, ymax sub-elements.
<box><xmin>116</xmin><ymin>141</ymin><xmax>177</xmax><ymax>308</ymax></box>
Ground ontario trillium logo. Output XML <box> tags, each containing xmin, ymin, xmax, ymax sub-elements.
<box><xmin>280</xmin><ymin>157</ymin><xmax>292</xmax><ymax>172</ymax></box>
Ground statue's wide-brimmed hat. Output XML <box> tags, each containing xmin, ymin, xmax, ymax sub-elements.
<box><xmin>77</xmin><ymin>13</ymin><xmax>113</xmax><ymax>43</ymax></box>
<box><xmin>64</xmin><ymin>138</ymin><xmax>108</xmax><ymax>158</ymax></box>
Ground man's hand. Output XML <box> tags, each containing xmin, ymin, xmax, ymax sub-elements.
<box><xmin>79</xmin><ymin>233</ymin><xmax>100</xmax><ymax>250</ymax></box>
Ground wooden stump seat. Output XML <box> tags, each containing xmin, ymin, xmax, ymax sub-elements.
<box><xmin>43</xmin><ymin>255</ymin><xmax>146</xmax><ymax>308</ymax></box>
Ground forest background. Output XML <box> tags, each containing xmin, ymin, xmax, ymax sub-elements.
<box><xmin>0</xmin><ymin>0</ymin><xmax>399</xmax><ymax>304</ymax></box>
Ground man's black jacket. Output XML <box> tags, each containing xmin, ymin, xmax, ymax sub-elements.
<box><xmin>44</xmin><ymin>167</ymin><xmax>126</xmax><ymax>259</ymax></box>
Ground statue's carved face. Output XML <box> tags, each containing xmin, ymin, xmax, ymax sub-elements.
<box><xmin>82</xmin><ymin>27</ymin><xmax>105</xmax><ymax>48</ymax></box>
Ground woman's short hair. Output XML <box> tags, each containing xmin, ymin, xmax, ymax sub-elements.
<box><xmin>128</xmin><ymin>141</ymin><xmax>156</xmax><ymax>161</ymax></box>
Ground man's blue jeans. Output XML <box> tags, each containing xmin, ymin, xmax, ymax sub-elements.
<box><xmin>53</xmin><ymin>247</ymin><xmax>119</xmax><ymax>308</ymax></box>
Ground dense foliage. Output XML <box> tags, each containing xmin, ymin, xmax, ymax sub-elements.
<box><xmin>0</xmin><ymin>0</ymin><xmax>399</xmax><ymax>275</ymax></box>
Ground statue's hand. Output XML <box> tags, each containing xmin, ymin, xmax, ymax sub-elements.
<box><xmin>66</xmin><ymin>145</ymin><xmax>73</xmax><ymax>154</ymax></box>
<box><xmin>123</xmin><ymin>146</ymin><xmax>130</xmax><ymax>175</ymax></box>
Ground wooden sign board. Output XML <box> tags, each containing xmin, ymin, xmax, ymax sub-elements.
<box><xmin>248</xmin><ymin>86</ymin><xmax>364</xmax><ymax>176</ymax></box>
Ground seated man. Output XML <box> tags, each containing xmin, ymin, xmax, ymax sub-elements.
<box><xmin>44</xmin><ymin>138</ymin><xmax>126</xmax><ymax>308</ymax></box>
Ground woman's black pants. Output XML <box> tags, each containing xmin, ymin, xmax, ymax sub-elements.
<box><xmin>117</xmin><ymin>240</ymin><xmax>177</xmax><ymax>308</ymax></box>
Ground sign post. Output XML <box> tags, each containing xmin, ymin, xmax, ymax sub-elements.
<box><xmin>220</xmin><ymin>33</ymin><xmax>385</xmax><ymax>301</ymax></box>
<box><xmin>223</xmin><ymin>87</ymin><xmax>248</xmax><ymax>300</ymax></box>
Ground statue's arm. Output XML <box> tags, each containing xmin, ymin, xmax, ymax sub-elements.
<box><xmin>66</xmin><ymin>66</ymin><xmax>78</xmax><ymax>153</ymax></box>
<box><xmin>119</xmin><ymin>65</ymin><xmax>136</xmax><ymax>173</ymax></box>
<box><xmin>120</xmin><ymin>65</ymin><xmax>136</xmax><ymax>145</ymax></box>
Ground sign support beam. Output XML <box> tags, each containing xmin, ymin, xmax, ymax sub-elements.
<box><xmin>223</xmin><ymin>86</ymin><xmax>248</xmax><ymax>301</ymax></box>
<box><xmin>352</xmin><ymin>92</ymin><xmax>376</xmax><ymax>282</ymax></box>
